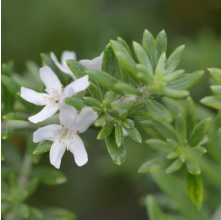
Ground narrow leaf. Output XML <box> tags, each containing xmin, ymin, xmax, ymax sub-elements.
<box><xmin>208</xmin><ymin>68</ymin><xmax>221</xmax><ymax>84</ymax></box>
<box><xmin>187</xmin><ymin>173</ymin><xmax>203</xmax><ymax>211</ymax></box>
<box><xmin>33</xmin><ymin>141</ymin><xmax>52</xmax><ymax>154</ymax></box>
<box><xmin>102</xmin><ymin>43</ymin><xmax>119</xmax><ymax>77</ymax></box>
<box><xmin>122</xmin><ymin>126</ymin><xmax>142</xmax><ymax>143</ymax></box>
<box><xmin>64</xmin><ymin>97</ymin><xmax>86</xmax><ymax>111</ymax></box>
<box><xmin>200</xmin><ymin>96</ymin><xmax>221</xmax><ymax>110</ymax></box>
<box><xmin>31</xmin><ymin>167</ymin><xmax>67</xmax><ymax>185</ymax></box>
<box><xmin>115</xmin><ymin>125</ymin><xmax>124</xmax><ymax>147</ymax></box>
<box><xmin>105</xmin><ymin>128</ymin><xmax>126</xmax><ymax>165</ymax></box>
<box><xmin>146</xmin><ymin>139</ymin><xmax>172</xmax><ymax>152</ymax></box>
<box><xmin>175</xmin><ymin>114</ymin><xmax>187</xmax><ymax>144</ymax></box>
<box><xmin>155</xmin><ymin>30</ymin><xmax>167</xmax><ymax>59</ymax></box>
<box><xmin>168</xmin><ymin>71</ymin><xmax>204</xmax><ymax>90</ymax></box>
<box><xmin>166</xmin><ymin>158</ymin><xmax>183</xmax><ymax>174</ymax></box>
<box><xmin>3</xmin><ymin>112</ymin><xmax>29</xmax><ymax>121</ymax></box>
<box><xmin>189</xmin><ymin>118</ymin><xmax>211</xmax><ymax>147</ymax></box>
<box><xmin>138</xmin><ymin>156</ymin><xmax>170</xmax><ymax>173</ymax></box>
<box><xmin>115</xmin><ymin>82</ymin><xmax>142</xmax><ymax>95</ymax></box>
<box><xmin>97</xmin><ymin>121</ymin><xmax>114</xmax><ymax>139</ymax></box>
<box><xmin>146</xmin><ymin>100</ymin><xmax>172</xmax><ymax>123</ymax></box>
<box><xmin>166</xmin><ymin>45</ymin><xmax>185</xmax><ymax>73</ymax></box>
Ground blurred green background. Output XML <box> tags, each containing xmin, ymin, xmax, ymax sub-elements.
<box><xmin>2</xmin><ymin>0</ymin><xmax>221</xmax><ymax>219</ymax></box>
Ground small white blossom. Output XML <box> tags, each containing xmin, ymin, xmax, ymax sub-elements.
<box><xmin>20</xmin><ymin>66</ymin><xmax>89</xmax><ymax>124</ymax></box>
<box><xmin>33</xmin><ymin>105</ymin><xmax>98</xmax><ymax>169</ymax></box>
<box><xmin>50</xmin><ymin>51</ymin><xmax>77</xmax><ymax>79</ymax></box>
<box><xmin>79</xmin><ymin>52</ymin><xmax>103</xmax><ymax>70</ymax></box>
<box><xmin>51</xmin><ymin>51</ymin><xmax>103</xmax><ymax>76</ymax></box>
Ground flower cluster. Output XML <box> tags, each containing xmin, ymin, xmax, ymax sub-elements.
<box><xmin>21</xmin><ymin>51</ymin><xmax>103</xmax><ymax>168</ymax></box>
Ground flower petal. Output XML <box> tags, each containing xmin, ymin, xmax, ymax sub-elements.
<box><xmin>72</xmin><ymin>107</ymin><xmax>98</xmax><ymax>133</ymax></box>
<box><xmin>59</xmin><ymin>102</ymin><xmax>78</xmax><ymax>129</ymax></box>
<box><xmin>50</xmin><ymin>52</ymin><xmax>69</xmax><ymax>73</ymax></box>
<box><xmin>20</xmin><ymin>87</ymin><xmax>50</xmax><ymax>105</ymax></box>
<box><xmin>61</xmin><ymin>51</ymin><xmax>76</xmax><ymax>67</ymax></box>
<box><xmin>39</xmin><ymin>66</ymin><xmax>62</xmax><ymax>97</ymax></box>
<box><xmin>50</xmin><ymin>139</ymin><xmax>66</xmax><ymax>169</ymax></box>
<box><xmin>29</xmin><ymin>104</ymin><xmax>59</xmax><ymax>123</ymax></box>
<box><xmin>79</xmin><ymin>52</ymin><xmax>103</xmax><ymax>70</ymax></box>
<box><xmin>33</xmin><ymin>124</ymin><xmax>62</xmax><ymax>143</ymax></box>
<box><xmin>50</xmin><ymin>51</ymin><xmax>76</xmax><ymax>79</ymax></box>
<box><xmin>63</xmin><ymin>75</ymin><xmax>90</xmax><ymax>97</ymax></box>
<box><xmin>68</xmin><ymin>133</ymin><xmax>88</xmax><ymax>166</ymax></box>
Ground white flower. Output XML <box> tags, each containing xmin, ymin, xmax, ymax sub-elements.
<box><xmin>51</xmin><ymin>51</ymin><xmax>104</xmax><ymax>76</ymax></box>
<box><xmin>79</xmin><ymin>52</ymin><xmax>104</xmax><ymax>70</ymax></box>
<box><xmin>20</xmin><ymin>66</ymin><xmax>89</xmax><ymax>124</ymax></box>
<box><xmin>33</xmin><ymin>106</ymin><xmax>98</xmax><ymax>169</ymax></box>
<box><xmin>50</xmin><ymin>51</ymin><xmax>76</xmax><ymax>79</ymax></box>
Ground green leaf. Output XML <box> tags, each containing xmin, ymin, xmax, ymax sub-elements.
<box><xmin>155</xmin><ymin>30</ymin><xmax>167</xmax><ymax>59</ymax></box>
<box><xmin>128</xmin><ymin>111</ymin><xmax>150</xmax><ymax>121</ymax></box>
<box><xmin>1</xmin><ymin>129</ymin><xmax>13</xmax><ymax>139</ymax></box>
<box><xmin>152</xmin><ymin>119</ymin><xmax>177</xmax><ymax>141</ymax></box>
<box><xmin>185</xmin><ymin>97</ymin><xmax>197</xmax><ymax>138</ymax></box>
<box><xmin>83</xmin><ymin>97</ymin><xmax>101</xmax><ymax>108</ymax></box>
<box><xmin>117</xmin><ymin>37</ymin><xmax>132</xmax><ymax>55</ymax></box>
<box><xmin>66</xmin><ymin>59</ymin><xmax>103</xmax><ymax>101</ymax></box>
<box><xmin>86</xmin><ymin>69</ymin><xmax>124</xmax><ymax>95</ymax></box>
<box><xmin>187</xmin><ymin>173</ymin><xmax>203</xmax><ymax>211</ymax></box>
<box><xmin>41</xmin><ymin>208</ymin><xmax>76</xmax><ymax>220</ymax></box>
<box><xmin>166</xmin><ymin>158</ymin><xmax>183</xmax><ymax>174</ymax></box>
<box><xmin>166</xmin><ymin>45</ymin><xmax>185</xmax><ymax>73</ymax></box>
<box><xmin>189</xmin><ymin>118</ymin><xmax>211</xmax><ymax>147</ymax></box>
<box><xmin>31</xmin><ymin>167</ymin><xmax>67</xmax><ymax>185</ymax></box>
<box><xmin>168</xmin><ymin>71</ymin><xmax>204</xmax><ymax>90</ymax></box>
<box><xmin>105</xmin><ymin>128</ymin><xmax>126</xmax><ymax>165</ymax></box>
<box><xmin>175</xmin><ymin>114</ymin><xmax>187</xmax><ymax>144</ymax></box>
<box><xmin>127</xmin><ymin>102</ymin><xmax>146</xmax><ymax>116</ymax></box>
<box><xmin>211</xmin><ymin>85</ymin><xmax>221</xmax><ymax>95</ymax></box>
<box><xmin>146</xmin><ymin>195</ymin><xmax>163</xmax><ymax>220</ymax></box>
<box><xmin>27</xmin><ymin>207</ymin><xmax>42</xmax><ymax>220</ymax></box>
<box><xmin>136</xmin><ymin>64</ymin><xmax>153</xmax><ymax>84</ymax></box>
<box><xmin>163</xmin><ymin>88</ymin><xmax>189</xmax><ymax>98</ymax></box>
<box><xmin>165</xmin><ymin>70</ymin><xmax>185</xmax><ymax>82</ymax></box>
<box><xmin>142</xmin><ymin>29</ymin><xmax>157</xmax><ymax>70</ymax></box>
<box><xmin>208</xmin><ymin>68</ymin><xmax>221</xmax><ymax>84</ymax></box>
<box><xmin>64</xmin><ymin>97</ymin><xmax>86</xmax><ymax>111</ymax></box>
<box><xmin>115</xmin><ymin>82</ymin><xmax>142</xmax><ymax>96</ymax></box>
<box><xmin>122</xmin><ymin>126</ymin><xmax>142</xmax><ymax>143</ymax></box>
<box><xmin>115</xmin><ymin>125</ymin><xmax>124</xmax><ymax>147</ymax></box>
<box><xmin>97</xmin><ymin>121</ymin><xmax>114</xmax><ymax>139</ymax></box>
<box><xmin>18</xmin><ymin>203</ymin><xmax>30</xmax><ymax>218</ymax></box>
<box><xmin>146</xmin><ymin>100</ymin><xmax>172</xmax><ymax>123</ymax></box>
<box><xmin>24</xmin><ymin>178</ymin><xmax>39</xmax><ymax>200</ymax></box>
<box><xmin>138</xmin><ymin>156</ymin><xmax>170</xmax><ymax>173</ymax></box>
<box><xmin>167</xmin><ymin>152</ymin><xmax>179</xmax><ymax>160</ymax></box>
<box><xmin>3</xmin><ymin>112</ymin><xmax>29</xmax><ymax>121</ymax></box>
<box><xmin>200</xmin><ymin>96</ymin><xmax>221</xmax><ymax>110</ymax></box>
<box><xmin>133</xmin><ymin>41</ymin><xmax>153</xmax><ymax>75</ymax></box>
<box><xmin>2</xmin><ymin>75</ymin><xmax>34</xmax><ymax>110</ymax></box>
<box><xmin>102</xmin><ymin>43</ymin><xmax>119</xmax><ymax>77</ymax></box>
<box><xmin>94</xmin><ymin>115</ymin><xmax>106</xmax><ymax>127</ymax></box>
<box><xmin>33</xmin><ymin>141</ymin><xmax>52</xmax><ymax>154</ymax></box>
<box><xmin>162</xmin><ymin>97</ymin><xmax>184</xmax><ymax>117</ymax></box>
<box><xmin>186</xmin><ymin>159</ymin><xmax>201</xmax><ymax>175</ymax></box>
<box><xmin>146</xmin><ymin>139</ymin><xmax>172</xmax><ymax>152</ymax></box>
<box><xmin>155</xmin><ymin>53</ymin><xmax>166</xmax><ymax>75</ymax></box>
<box><xmin>111</xmin><ymin>40</ymin><xmax>139</xmax><ymax>83</ymax></box>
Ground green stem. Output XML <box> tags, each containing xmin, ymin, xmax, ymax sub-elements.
<box><xmin>5</xmin><ymin>153</ymin><xmax>32</xmax><ymax>220</ymax></box>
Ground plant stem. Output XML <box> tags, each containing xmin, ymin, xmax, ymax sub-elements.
<box><xmin>5</xmin><ymin>153</ymin><xmax>32</xmax><ymax>220</ymax></box>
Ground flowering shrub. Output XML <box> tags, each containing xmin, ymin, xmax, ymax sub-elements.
<box><xmin>2</xmin><ymin>29</ymin><xmax>221</xmax><ymax>220</ymax></box>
